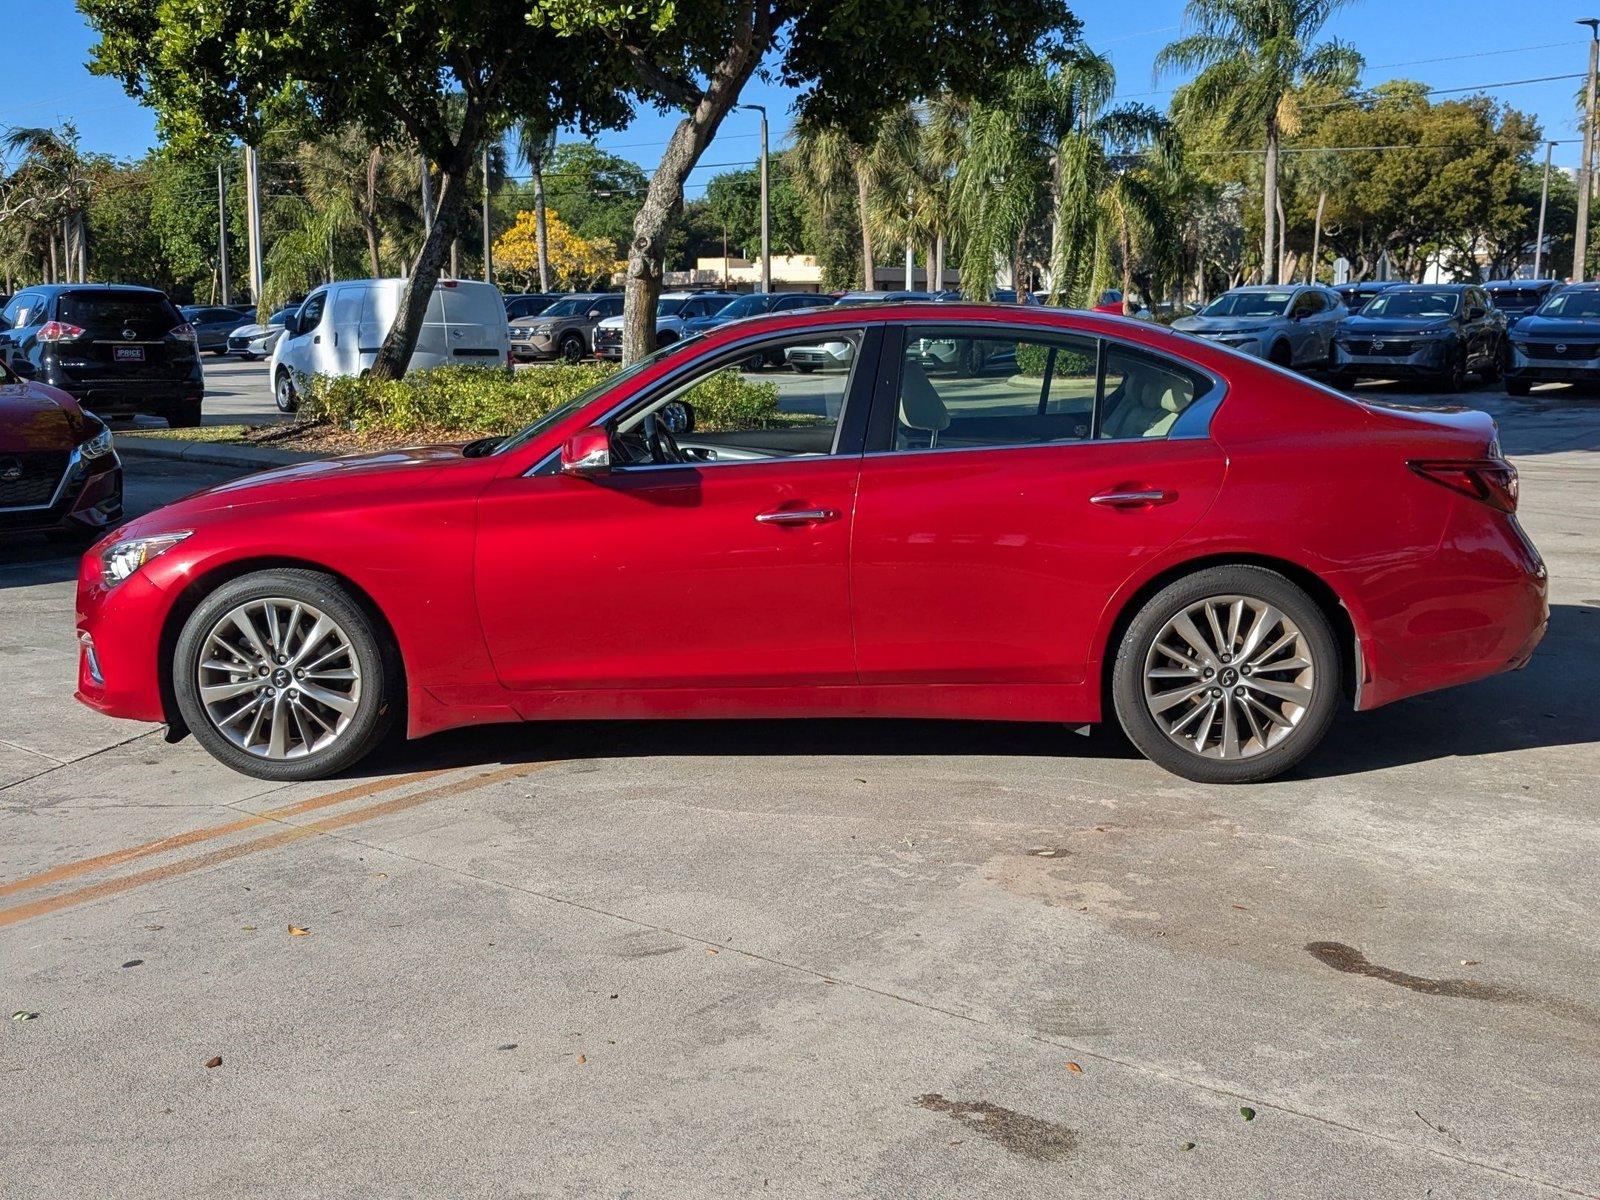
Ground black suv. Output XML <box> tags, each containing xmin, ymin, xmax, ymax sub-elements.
<box><xmin>0</xmin><ymin>285</ymin><xmax>204</xmax><ymax>426</ymax></box>
<box><xmin>1331</xmin><ymin>283</ymin><xmax>1507</xmax><ymax>391</ymax></box>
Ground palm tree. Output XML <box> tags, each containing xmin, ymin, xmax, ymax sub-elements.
<box><xmin>1156</xmin><ymin>0</ymin><xmax>1363</xmax><ymax>284</ymax></box>
<box><xmin>791</xmin><ymin>119</ymin><xmax>883</xmax><ymax>290</ymax></box>
<box><xmin>863</xmin><ymin>104</ymin><xmax>962</xmax><ymax>291</ymax></box>
<box><xmin>0</xmin><ymin>124</ymin><xmax>91</xmax><ymax>282</ymax></box>
<box><xmin>514</xmin><ymin>118</ymin><xmax>557</xmax><ymax>291</ymax></box>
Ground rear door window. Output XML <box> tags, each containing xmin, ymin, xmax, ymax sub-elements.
<box><xmin>57</xmin><ymin>290</ymin><xmax>179</xmax><ymax>337</ymax></box>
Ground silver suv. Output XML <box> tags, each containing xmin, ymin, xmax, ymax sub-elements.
<box><xmin>1171</xmin><ymin>285</ymin><xmax>1347</xmax><ymax>370</ymax></box>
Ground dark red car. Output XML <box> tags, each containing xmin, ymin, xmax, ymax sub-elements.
<box><xmin>1</xmin><ymin>366</ymin><xmax>122</xmax><ymax>542</ymax></box>
<box><xmin>74</xmin><ymin>304</ymin><xmax>1546</xmax><ymax>784</ymax></box>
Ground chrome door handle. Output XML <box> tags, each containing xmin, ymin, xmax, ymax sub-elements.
<box><xmin>755</xmin><ymin>508</ymin><xmax>839</xmax><ymax>525</ymax></box>
<box><xmin>1090</xmin><ymin>489</ymin><xmax>1175</xmax><ymax>508</ymax></box>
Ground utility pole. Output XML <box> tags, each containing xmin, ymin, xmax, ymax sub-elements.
<box><xmin>217</xmin><ymin>163</ymin><xmax>231</xmax><ymax>305</ymax></box>
<box><xmin>1575</xmin><ymin>20</ymin><xmax>1599</xmax><ymax>281</ymax></box>
<box><xmin>739</xmin><ymin>104</ymin><xmax>770</xmax><ymax>292</ymax></box>
<box><xmin>243</xmin><ymin>145</ymin><xmax>264</xmax><ymax>304</ymax></box>
<box><xmin>482</xmin><ymin>145</ymin><xmax>493</xmax><ymax>285</ymax></box>
<box><xmin>1535</xmin><ymin>140</ymin><xmax>1555</xmax><ymax>278</ymax></box>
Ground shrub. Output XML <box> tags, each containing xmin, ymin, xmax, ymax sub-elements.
<box><xmin>1015</xmin><ymin>341</ymin><xmax>1095</xmax><ymax>378</ymax></box>
<box><xmin>302</xmin><ymin>364</ymin><xmax>614</xmax><ymax>438</ymax></box>
<box><xmin>299</xmin><ymin>361</ymin><xmax>783</xmax><ymax>440</ymax></box>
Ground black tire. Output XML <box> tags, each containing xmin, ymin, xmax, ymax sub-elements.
<box><xmin>173</xmin><ymin>569</ymin><xmax>400</xmax><ymax>781</ymax></box>
<box><xmin>1479</xmin><ymin>345</ymin><xmax>1503</xmax><ymax>383</ymax></box>
<box><xmin>560</xmin><ymin>333</ymin><xmax>586</xmax><ymax>362</ymax></box>
<box><xmin>1506</xmin><ymin>377</ymin><xmax>1533</xmax><ymax>396</ymax></box>
<box><xmin>1111</xmin><ymin>565</ymin><xmax>1342</xmax><ymax>785</ymax></box>
<box><xmin>1267</xmin><ymin>341</ymin><xmax>1293</xmax><ymax>369</ymax></box>
<box><xmin>1437</xmin><ymin>350</ymin><xmax>1467</xmax><ymax>393</ymax></box>
<box><xmin>239</xmin><ymin>352</ymin><xmax>257</xmax><ymax>362</ymax></box>
<box><xmin>274</xmin><ymin>369</ymin><xmax>299</xmax><ymax>413</ymax></box>
<box><xmin>209</xmin><ymin>346</ymin><xmax>229</xmax><ymax>356</ymax></box>
<box><xmin>791</xmin><ymin>363</ymin><xmax>815</xmax><ymax>374</ymax></box>
<box><xmin>657</xmin><ymin>331</ymin><xmax>677</xmax><ymax>346</ymax></box>
<box><xmin>167</xmin><ymin>399</ymin><xmax>203</xmax><ymax>428</ymax></box>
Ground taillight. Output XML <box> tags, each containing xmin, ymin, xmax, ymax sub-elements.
<box><xmin>1408</xmin><ymin>458</ymin><xmax>1519</xmax><ymax>513</ymax></box>
<box><xmin>36</xmin><ymin>320</ymin><xmax>87</xmax><ymax>343</ymax></box>
<box><xmin>168</xmin><ymin>322</ymin><xmax>198</xmax><ymax>345</ymax></box>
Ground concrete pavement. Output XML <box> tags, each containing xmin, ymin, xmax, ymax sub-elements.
<box><xmin>1</xmin><ymin>378</ymin><xmax>1597</xmax><ymax>1198</ymax></box>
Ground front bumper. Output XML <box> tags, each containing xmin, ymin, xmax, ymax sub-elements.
<box><xmin>1506</xmin><ymin>343</ymin><xmax>1600</xmax><ymax>382</ymax></box>
<box><xmin>1194</xmin><ymin>333</ymin><xmax>1266</xmax><ymax>357</ymax></box>
<box><xmin>510</xmin><ymin>333</ymin><xmax>561</xmax><ymax>361</ymax></box>
<box><xmin>73</xmin><ymin>551</ymin><xmax>173</xmax><ymax>724</ymax></box>
<box><xmin>0</xmin><ymin>452</ymin><xmax>122</xmax><ymax>537</ymax></box>
<box><xmin>1331</xmin><ymin>339</ymin><xmax>1450</xmax><ymax>378</ymax></box>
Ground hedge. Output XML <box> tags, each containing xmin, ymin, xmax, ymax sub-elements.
<box><xmin>300</xmin><ymin>363</ymin><xmax>780</xmax><ymax>438</ymax></box>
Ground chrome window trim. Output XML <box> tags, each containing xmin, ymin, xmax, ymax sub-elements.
<box><xmin>526</xmin><ymin>320</ymin><xmax>877</xmax><ymax>476</ymax></box>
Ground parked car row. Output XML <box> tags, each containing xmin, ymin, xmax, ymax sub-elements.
<box><xmin>1167</xmin><ymin>279</ymin><xmax>1600</xmax><ymax>392</ymax></box>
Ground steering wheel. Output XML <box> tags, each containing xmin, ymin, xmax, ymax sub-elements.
<box><xmin>643</xmin><ymin>411</ymin><xmax>685</xmax><ymax>465</ymax></box>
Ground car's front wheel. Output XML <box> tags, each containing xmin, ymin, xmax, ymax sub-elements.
<box><xmin>1111</xmin><ymin>565</ymin><xmax>1341</xmax><ymax>784</ymax></box>
<box><xmin>560</xmin><ymin>333</ymin><xmax>586</xmax><ymax>362</ymax></box>
<box><xmin>1506</xmin><ymin>377</ymin><xmax>1533</xmax><ymax>396</ymax></box>
<box><xmin>173</xmin><ymin>569</ymin><xmax>400</xmax><ymax>781</ymax></box>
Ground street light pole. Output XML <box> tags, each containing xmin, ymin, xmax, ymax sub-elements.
<box><xmin>1574</xmin><ymin>19</ymin><xmax>1599</xmax><ymax>281</ymax></box>
<box><xmin>739</xmin><ymin>104</ymin><xmax>770</xmax><ymax>292</ymax></box>
<box><xmin>243</xmin><ymin>144</ymin><xmax>264</xmax><ymax>304</ymax></box>
<box><xmin>482</xmin><ymin>145</ymin><xmax>493</xmax><ymax>285</ymax></box>
<box><xmin>1535</xmin><ymin>140</ymin><xmax>1555</xmax><ymax>279</ymax></box>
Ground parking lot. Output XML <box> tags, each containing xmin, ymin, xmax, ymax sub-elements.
<box><xmin>2</xmin><ymin>372</ymin><xmax>1598</xmax><ymax>1197</ymax></box>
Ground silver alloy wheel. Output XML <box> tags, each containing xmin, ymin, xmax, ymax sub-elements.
<box><xmin>1142</xmin><ymin>594</ymin><xmax>1315</xmax><ymax>760</ymax></box>
<box><xmin>196</xmin><ymin>598</ymin><xmax>362</xmax><ymax>760</ymax></box>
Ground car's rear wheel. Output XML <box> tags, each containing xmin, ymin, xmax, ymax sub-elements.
<box><xmin>1111</xmin><ymin>565</ymin><xmax>1341</xmax><ymax>784</ymax></box>
<box><xmin>274</xmin><ymin>369</ymin><xmax>299</xmax><ymax>413</ymax></box>
<box><xmin>1480</xmin><ymin>345</ymin><xmax>1503</xmax><ymax>382</ymax></box>
<box><xmin>173</xmin><ymin>569</ymin><xmax>399</xmax><ymax>781</ymax></box>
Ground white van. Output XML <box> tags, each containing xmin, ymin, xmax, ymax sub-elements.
<box><xmin>270</xmin><ymin>278</ymin><xmax>509</xmax><ymax>412</ymax></box>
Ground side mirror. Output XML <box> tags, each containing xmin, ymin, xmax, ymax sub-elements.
<box><xmin>560</xmin><ymin>426</ymin><xmax>612</xmax><ymax>476</ymax></box>
<box><xmin>282</xmin><ymin>313</ymin><xmax>300</xmax><ymax>336</ymax></box>
<box><xmin>587</xmin><ymin>309</ymin><xmax>602</xmax><ymax>319</ymax></box>
<box><xmin>1468</xmin><ymin>306</ymin><xmax>1487</xmax><ymax>321</ymax></box>
<box><xmin>9</xmin><ymin>359</ymin><xmax>37</xmax><ymax>378</ymax></box>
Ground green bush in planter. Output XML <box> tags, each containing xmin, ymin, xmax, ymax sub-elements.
<box><xmin>1014</xmin><ymin>341</ymin><xmax>1096</xmax><ymax>379</ymax></box>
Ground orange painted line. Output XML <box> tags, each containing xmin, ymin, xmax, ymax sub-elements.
<box><xmin>0</xmin><ymin>768</ymin><xmax>456</xmax><ymax>899</ymax></box>
<box><xmin>0</xmin><ymin>761</ymin><xmax>552</xmax><ymax>929</ymax></box>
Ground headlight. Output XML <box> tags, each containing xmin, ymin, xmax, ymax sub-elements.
<box><xmin>1411</xmin><ymin>328</ymin><xmax>1451</xmax><ymax>339</ymax></box>
<box><xmin>79</xmin><ymin>425</ymin><xmax>114</xmax><ymax>459</ymax></box>
<box><xmin>101</xmin><ymin>531</ymin><xmax>192</xmax><ymax>589</ymax></box>
<box><xmin>534</xmin><ymin>324</ymin><xmax>554</xmax><ymax>335</ymax></box>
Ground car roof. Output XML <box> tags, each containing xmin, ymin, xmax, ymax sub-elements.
<box><xmin>1485</xmin><ymin>279</ymin><xmax>1559</xmax><ymax>288</ymax></box>
<box><xmin>1384</xmin><ymin>283</ymin><xmax>1470</xmax><ymax>291</ymax></box>
<box><xmin>25</xmin><ymin>283</ymin><xmax>167</xmax><ymax>296</ymax></box>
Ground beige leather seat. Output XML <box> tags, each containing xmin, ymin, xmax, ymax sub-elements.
<box><xmin>1100</xmin><ymin>374</ymin><xmax>1190</xmax><ymax>440</ymax></box>
<box><xmin>899</xmin><ymin>359</ymin><xmax>951</xmax><ymax>448</ymax></box>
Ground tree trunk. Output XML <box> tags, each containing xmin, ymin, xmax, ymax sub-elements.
<box><xmin>1263</xmin><ymin>116</ymin><xmax>1279</xmax><ymax>285</ymax></box>
<box><xmin>1119</xmin><ymin>215</ymin><xmax>1134</xmax><ymax>314</ymax></box>
<box><xmin>371</xmin><ymin>154</ymin><xmax>471</xmax><ymax>380</ymax></box>
<box><xmin>451</xmin><ymin>237</ymin><xmax>461</xmax><ymax>278</ymax></box>
<box><xmin>1013</xmin><ymin>232</ymin><xmax>1029</xmax><ymax>302</ymax></box>
<box><xmin>532</xmin><ymin>151</ymin><xmax>551</xmax><ymax>293</ymax></box>
<box><xmin>934</xmin><ymin>233</ymin><xmax>945</xmax><ymax>293</ymax></box>
<box><xmin>622</xmin><ymin>24</ymin><xmax>767</xmax><ymax>365</ymax></box>
<box><xmin>854</xmin><ymin>160</ymin><xmax>875</xmax><ymax>290</ymax></box>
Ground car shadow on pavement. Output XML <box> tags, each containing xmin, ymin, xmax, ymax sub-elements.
<box><xmin>0</xmin><ymin>543</ymin><xmax>82</xmax><ymax>589</ymax></box>
<box><xmin>1305</xmin><ymin>602</ymin><xmax>1599</xmax><ymax>778</ymax></box>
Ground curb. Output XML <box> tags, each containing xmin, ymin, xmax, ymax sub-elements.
<box><xmin>114</xmin><ymin>436</ymin><xmax>320</xmax><ymax>470</ymax></box>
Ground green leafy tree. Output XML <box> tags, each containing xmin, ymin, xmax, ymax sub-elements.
<box><xmin>80</xmin><ymin>0</ymin><xmax>635</xmax><ymax>378</ymax></box>
<box><xmin>703</xmin><ymin>156</ymin><xmax>805</xmax><ymax>261</ymax></box>
<box><xmin>1157</xmin><ymin>0</ymin><xmax>1362</xmax><ymax>284</ymax></box>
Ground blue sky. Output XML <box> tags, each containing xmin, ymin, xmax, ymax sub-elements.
<box><xmin>3</xmin><ymin>0</ymin><xmax>1596</xmax><ymax>192</ymax></box>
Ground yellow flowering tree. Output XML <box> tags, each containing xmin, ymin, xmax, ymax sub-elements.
<box><xmin>495</xmin><ymin>208</ymin><xmax>621</xmax><ymax>289</ymax></box>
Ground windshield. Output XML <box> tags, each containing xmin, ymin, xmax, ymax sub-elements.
<box><xmin>1362</xmin><ymin>291</ymin><xmax>1459</xmax><ymax>319</ymax></box>
<box><xmin>1200</xmin><ymin>291</ymin><xmax>1292</xmax><ymax>318</ymax></box>
<box><xmin>492</xmin><ymin>337</ymin><xmax>702</xmax><ymax>455</ymax></box>
<box><xmin>715</xmin><ymin>295</ymin><xmax>768</xmax><ymax>319</ymax></box>
<box><xmin>1536</xmin><ymin>290</ymin><xmax>1600</xmax><ymax>318</ymax></box>
<box><xmin>541</xmin><ymin>297</ymin><xmax>589</xmax><ymax>319</ymax></box>
<box><xmin>1488</xmin><ymin>289</ymin><xmax>1545</xmax><ymax>313</ymax></box>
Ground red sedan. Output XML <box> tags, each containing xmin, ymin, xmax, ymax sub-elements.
<box><xmin>74</xmin><ymin>304</ymin><xmax>1547</xmax><ymax>784</ymax></box>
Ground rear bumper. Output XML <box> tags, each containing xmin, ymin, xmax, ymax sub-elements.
<box><xmin>1346</xmin><ymin>508</ymin><xmax>1548</xmax><ymax>710</ymax></box>
<box><xmin>49</xmin><ymin>380</ymin><xmax>204</xmax><ymax>417</ymax></box>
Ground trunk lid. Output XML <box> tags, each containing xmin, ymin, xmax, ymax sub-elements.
<box><xmin>52</xmin><ymin>289</ymin><xmax>195</xmax><ymax>383</ymax></box>
<box><xmin>1354</xmin><ymin>397</ymin><xmax>1501</xmax><ymax>456</ymax></box>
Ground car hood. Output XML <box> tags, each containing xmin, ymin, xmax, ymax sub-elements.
<box><xmin>0</xmin><ymin>381</ymin><xmax>89</xmax><ymax>452</ymax></box>
<box><xmin>1341</xmin><ymin>316</ymin><xmax>1455</xmax><ymax>336</ymax></box>
<box><xmin>118</xmin><ymin>444</ymin><xmax>466</xmax><ymax>537</ymax></box>
<box><xmin>1171</xmin><ymin>314</ymin><xmax>1284</xmax><ymax>333</ymax></box>
<box><xmin>595</xmin><ymin>315</ymin><xmax>625</xmax><ymax>330</ymax></box>
<box><xmin>1511</xmin><ymin>315</ymin><xmax>1600</xmax><ymax>338</ymax></box>
<box><xmin>230</xmin><ymin>322</ymin><xmax>279</xmax><ymax>338</ymax></box>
